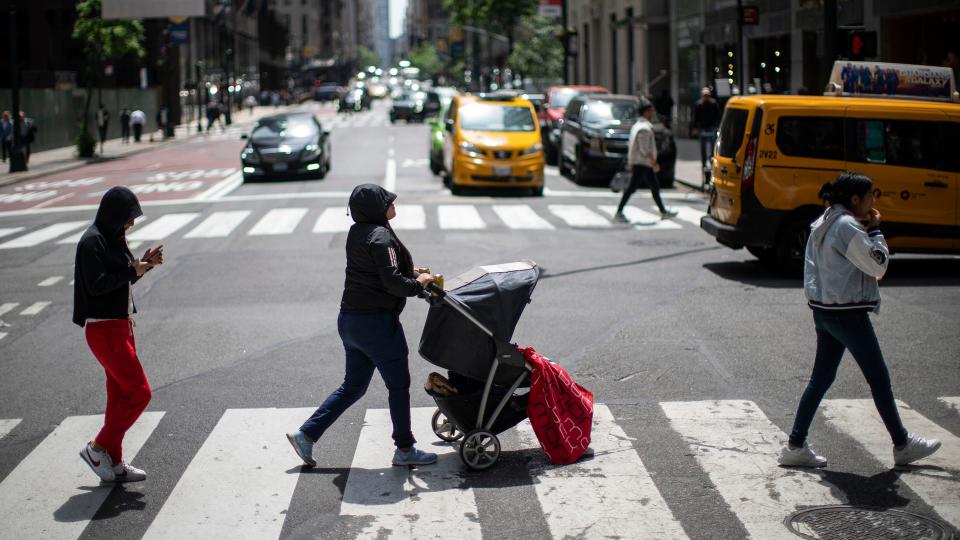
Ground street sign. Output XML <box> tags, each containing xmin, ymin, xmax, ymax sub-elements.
<box><xmin>169</xmin><ymin>19</ymin><xmax>190</xmax><ymax>45</ymax></box>
<box><xmin>539</xmin><ymin>0</ymin><xmax>562</xmax><ymax>19</ymax></box>
<box><xmin>102</xmin><ymin>0</ymin><xmax>204</xmax><ymax>19</ymax></box>
<box><xmin>741</xmin><ymin>6</ymin><xmax>759</xmax><ymax>25</ymax></box>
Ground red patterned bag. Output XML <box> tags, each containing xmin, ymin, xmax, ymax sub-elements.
<box><xmin>521</xmin><ymin>346</ymin><xmax>594</xmax><ymax>464</ymax></box>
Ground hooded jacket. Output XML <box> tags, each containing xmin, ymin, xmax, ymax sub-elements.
<box><xmin>803</xmin><ymin>204</ymin><xmax>889</xmax><ymax>313</ymax></box>
<box><xmin>340</xmin><ymin>184</ymin><xmax>422</xmax><ymax>314</ymax></box>
<box><xmin>72</xmin><ymin>186</ymin><xmax>144</xmax><ymax>326</ymax></box>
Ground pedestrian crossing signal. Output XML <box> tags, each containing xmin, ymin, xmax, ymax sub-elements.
<box><xmin>845</xmin><ymin>30</ymin><xmax>877</xmax><ymax>60</ymax></box>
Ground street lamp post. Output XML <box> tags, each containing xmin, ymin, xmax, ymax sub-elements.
<box><xmin>7</xmin><ymin>2</ymin><xmax>26</xmax><ymax>172</ymax></box>
<box><xmin>195</xmin><ymin>61</ymin><xmax>203</xmax><ymax>133</ymax></box>
<box><xmin>224</xmin><ymin>47</ymin><xmax>233</xmax><ymax>125</ymax></box>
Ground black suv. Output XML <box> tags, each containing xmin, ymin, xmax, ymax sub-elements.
<box><xmin>559</xmin><ymin>94</ymin><xmax>676</xmax><ymax>187</ymax></box>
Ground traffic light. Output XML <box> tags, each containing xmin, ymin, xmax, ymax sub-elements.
<box><xmin>845</xmin><ymin>30</ymin><xmax>877</xmax><ymax>60</ymax></box>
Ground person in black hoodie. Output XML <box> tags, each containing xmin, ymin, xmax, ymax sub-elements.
<box><xmin>288</xmin><ymin>184</ymin><xmax>439</xmax><ymax>467</ymax></box>
<box><xmin>75</xmin><ymin>186</ymin><xmax>163</xmax><ymax>483</ymax></box>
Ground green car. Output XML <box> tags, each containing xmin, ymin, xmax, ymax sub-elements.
<box><xmin>426</xmin><ymin>87</ymin><xmax>458</xmax><ymax>175</ymax></box>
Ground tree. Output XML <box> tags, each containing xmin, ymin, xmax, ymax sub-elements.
<box><xmin>508</xmin><ymin>15</ymin><xmax>563</xmax><ymax>81</ymax></box>
<box><xmin>442</xmin><ymin>0</ymin><xmax>538</xmax><ymax>55</ymax></box>
<box><xmin>408</xmin><ymin>44</ymin><xmax>444</xmax><ymax>80</ymax></box>
<box><xmin>72</xmin><ymin>0</ymin><xmax>145</xmax><ymax>157</ymax></box>
<box><xmin>356</xmin><ymin>46</ymin><xmax>382</xmax><ymax>71</ymax></box>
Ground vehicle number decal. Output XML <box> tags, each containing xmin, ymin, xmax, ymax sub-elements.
<box><xmin>758</xmin><ymin>150</ymin><xmax>778</xmax><ymax>160</ymax></box>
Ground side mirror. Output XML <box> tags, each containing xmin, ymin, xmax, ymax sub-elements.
<box><xmin>240</xmin><ymin>133</ymin><xmax>248</xmax><ymax>139</ymax></box>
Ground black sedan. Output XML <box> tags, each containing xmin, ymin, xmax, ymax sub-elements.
<box><xmin>390</xmin><ymin>91</ymin><xmax>427</xmax><ymax>123</ymax></box>
<box><xmin>240</xmin><ymin>113</ymin><xmax>331</xmax><ymax>181</ymax></box>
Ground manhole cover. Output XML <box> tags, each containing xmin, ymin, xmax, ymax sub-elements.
<box><xmin>786</xmin><ymin>505</ymin><xmax>952</xmax><ymax>540</ymax></box>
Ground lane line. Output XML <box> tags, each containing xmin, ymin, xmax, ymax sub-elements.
<box><xmin>597</xmin><ymin>205</ymin><xmax>683</xmax><ymax>230</ymax></box>
<box><xmin>313</xmin><ymin>208</ymin><xmax>353</xmax><ymax>233</ymax></box>
<box><xmin>939</xmin><ymin>397</ymin><xmax>960</xmax><ymax>416</ymax></box>
<box><xmin>437</xmin><ymin>205</ymin><xmax>486</xmax><ymax>229</ymax></box>
<box><xmin>391</xmin><ymin>204</ymin><xmax>426</xmax><ymax>230</ymax></box>
<box><xmin>822</xmin><ymin>399</ymin><xmax>960</xmax><ymax>528</ymax></box>
<box><xmin>20</xmin><ymin>302</ymin><xmax>51</xmax><ymax>316</ymax></box>
<box><xmin>142</xmin><ymin>408</ymin><xmax>314</xmax><ymax>540</ymax></box>
<box><xmin>492</xmin><ymin>205</ymin><xmax>555</xmax><ymax>230</ymax></box>
<box><xmin>384</xmin><ymin>158</ymin><xmax>397</xmax><ymax>192</ymax></box>
<box><xmin>37</xmin><ymin>276</ymin><xmax>64</xmax><ymax>287</ymax></box>
<box><xmin>517</xmin><ymin>404</ymin><xmax>687</xmax><ymax>539</ymax></box>
<box><xmin>0</xmin><ymin>303</ymin><xmax>19</xmax><ymax>317</ymax></box>
<box><xmin>183</xmin><ymin>210</ymin><xmax>251</xmax><ymax>238</ymax></box>
<box><xmin>0</xmin><ymin>419</ymin><xmax>19</xmax><ymax>439</ymax></box>
<box><xmin>127</xmin><ymin>213</ymin><xmax>199</xmax><ymax>241</ymax></box>
<box><xmin>340</xmin><ymin>407</ymin><xmax>482</xmax><ymax>539</ymax></box>
<box><xmin>0</xmin><ymin>221</ymin><xmax>88</xmax><ymax>249</ymax></box>
<box><xmin>0</xmin><ymin>227</ymin><xmax>24</xmax><ymax>239</ymax></box>
<box><xmin>196</xmin><ymin>171</ymin><xmax>243</xmax><ymax>201</ymax></box>
<box><xmin>0</xmin><ymin>412</ymin><xmax>163</xmax><ymax>540</ymax></box>
<box><xmin>661</xmin><ymin>400</ymin><xmax>843</xmax><ymax>539</ymax></box>
<box><xmin>547</xmin><ymin>204</ymin><xmax>612</xmax><ymax>228</ymax></box>
<box><xmin>247</xmin><ymin>208</ymin><xmax>308</xmax><ymax>236</ymax></box>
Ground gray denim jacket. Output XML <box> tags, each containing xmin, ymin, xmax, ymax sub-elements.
<box><xmin>803</xmin><ymin>204</ymin><xmax>889</xmax><ymax>313</ymax></box>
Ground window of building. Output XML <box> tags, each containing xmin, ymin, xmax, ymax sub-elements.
<box><xmin>775</xmin><ymin>117</ymin><xmax>844</xmax><ymax>160</ymax></box>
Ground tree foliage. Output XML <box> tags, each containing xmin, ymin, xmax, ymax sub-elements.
<box><xmin>442</xmin><ymin>0</ymin><xmax>538</xmax><ymax>51</ymax></box>
<box><xmin>508</xmin><ymin>15</ymin><xmax>563</xmax><ymax>80</ymax></box>
<box><xmin>356</xmin><ymin>45</ymin><xmax>382</xmax><ymax>70</ymax></box>
<box><xmin>408</xmin><ymin>44</ymin><xmax>444</xmax><ymax>79</ymax></box>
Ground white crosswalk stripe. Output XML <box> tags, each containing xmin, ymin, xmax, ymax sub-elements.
<box><xmin>0</xmin><ymin>412</ymin><xmax>163</xmax><ymax>540</ymax></box>
<box><xmin>247</xmin><ymin>208</ymin><xmax>307</xmax><ymax>235</ymax></box>
<box><xmin>661</xmin><ymin>400</ymin><xmax>843</xmax><ymax>539</ymax></box>
<box><xmin>20</xmin><ymin>301</ymin><xmax>50</xmax><ymax>316</ymax></box>
<box><xmin>547</xmin><ymin>204</ymin><xmax>612</xmax><ymax>228</ymax></box>
<box><xmin>672</xmin><ymin>204</ymin><xmax>706</xmax><ymax>227</ymax></box>
<box><xmin>0</xmin><ymin>333</ymin><xmax>6</xmax><ymax>342</ymax></box>
<box><xmin>127</xmin><ymin>213</ymin><xmax>199</xmax><ymax>241</ymax></box>
<box><xmin>0</xmin><ymin>302</ymin><xmax>19</xmax><ymax>317</ymax></box>
<box><xmin>822</xmin><ymin>399</ymin><xmax>960</xmax><ymax>528</ymax></box>
<box><xmin>438</xmin><ymin>205</ymin><xmax>486</xmax><ymax>229</ymax></box>
<box><xmin>517</xmin><ymin>404</ymin><xmax>686</xmax><ymax>539</ymax></box>
<box><xmin>0</xmin><ymin>419</ymin><xmax>19</xmax><ymax>439</ymax></box>
<box><xmin>313</xmin><ymin>207</ymin><xmax>353</xmax><ymax>233</ymax></box>
<box><xmin>492</xmin><ymin>204</ymin><xmax>555</xmax><ymax>229</ymax></box>
<box><xmin>0</xmin><ymin>227</ymin><xmax>24</xmax><ymax>239</ymax></box>
<box><xmin>37</xmin><ymin>276</ymin><xmax>64</xmax><ymax>287</ymax></box>
<box><xmin>597</xmin><ymin>205</ymin><xmax>682</xmax><ymax>229</ymax></box>
<box><xmin>143</xmin><ymin>408</ymin><xmax>314</xmax><ymax>540</ymax></box>
<box><xmin>392</xmin><ymin>204</ymin><xmax>426</xmax><ymax>230</ymax></box>
<box><xmin>0</xmin><ymin>221</ymin><xmax>88</xmax><ymax>249</ymax></box>
<box><xmin>939</xmin><ymin>396</ymin><xmax>960</xmax><ymax>415</ymax></box>
<box><xmin>340</xmin><ymin>407</ymin><xmax>482</xmax><ymax>539</ymax></box>
<box><xmin>183</xmin><ymin>210</ymin><xmax>251</xmax><ymax>238</ymax></box>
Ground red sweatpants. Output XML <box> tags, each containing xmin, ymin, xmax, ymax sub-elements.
<box><xmin>85</xmin><ymin>319</ymin><xmax>152</xmax><ymax>464</ymax></box>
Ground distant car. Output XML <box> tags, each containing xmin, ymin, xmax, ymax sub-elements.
<box><xmin>313</xmin><ymin>83</ymin><xmax>341</xmax><ymax>102</ymax></box>
<box><xmin>559</xmin><ymin>94</ymin><xmax>676</xmax><ymax>187</ymax></box>
<box><xmin>540</xmin><ymin>85</ymin><xmax>610</xmax><ymax>165</ymax></box>
<box><xmin>240</xmin><ymin>113</ymin><xmax>331</xmax><ymax>181</ymax></box>
<box><xmin>520</xmin><ymin>93</ymin><xmax>546</xmax><ymax>115</ymax></box>
<box><xmin>339</xmin><ymin>86</ymin><xmax>370</xmax><ymax>113</ymax></box>
<box><xmin>390</xmin><ymin>91</ymin><xmax>428</xmax><ymax>123</ymax></box>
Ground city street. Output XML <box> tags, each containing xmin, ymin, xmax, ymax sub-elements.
<box><xmin>0</xmin><ymin>98</ymin><xmax>957</xmax><ymax>539</ymax></box>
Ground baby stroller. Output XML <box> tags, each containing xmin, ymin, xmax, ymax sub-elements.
<box><xmin>418</xmin><ymin>261</ymin><xmax>540</xmax><ymax>470</ymax></box>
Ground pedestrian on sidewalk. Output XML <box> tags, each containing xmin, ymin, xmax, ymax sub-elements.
<box><xmin>779</xmin><ymin>173</ymin><xmax>941</xmax><ymax>469</ymax></box>
<box><xmin>155</xmin><ymin>106</ymin><xmax>168</xmax><ymax>140</ymax></box>
<box><xmin>287</xmin><ymin>184</ymin><xmax>440</xmax><ymax>468</ymax></box>
<box><xmin>74</xmin><ymin>186</ymin><xmax>164</xmax><ymax>483</ymax></box>
<box><xmin>120</xmin><ymin>108</ymin><xmax>131</xmax><ymax>143</ymax></box>
<box><xmin>129</xmin><ymin>109</ymin><xmax>145</xmax><ymax>143</ymax></box>
<box><xmin>0</xmin><ymin>111</ymin><xmax>12</xmax><ymax>163</ymax></box>
<box><xmin>244</xmin><ymin>94</ymin><xmax>257</xmax><ymax>115</ymax></box>
<box><xmin>206</xmin><ymin>100</ymin><xmax>223</xmax><ymax>132</ymax></box>
<box><xmin>692</xmin><ymin>87</ymin><xmax>721</xmax><ymax>186</ymax></box>
<box><xmin>613</xmin><ymin>98</ymin><xmax>675</xmax><ymax>223</ymax></box>
<box><xmin>96</xmin><ymin>105</ymin><xmax>110</xmax><ymax>155</ymax></box>
<box><xmin>19</xmin><ymin>111</ymin><xmax>35</xmax><ymax>164</ymax></box>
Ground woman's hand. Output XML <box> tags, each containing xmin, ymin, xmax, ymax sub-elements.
<box><xmin>864</xmin><ymin>208</ymin><xmax>881</xmax><ymax>228</ymax></box>
<box><xmin>134</xmin><ymin>259</ymin><xmax>154</xmax><ymax>277</ymax></box>
<box><xmin>416</xmin><ymin>273</ymin><xmax>436</xmax><ymax>288</ymax></box>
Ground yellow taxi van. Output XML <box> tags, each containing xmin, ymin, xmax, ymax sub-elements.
<box><xmin>701</xmin><ymin>61</ymin><xmax>960</xmax><ymax>275</ymax></box>
<box><xmin>441</xmin><ymin>93</ymin><xmax>545</xmax><ymax>196</ymax></box>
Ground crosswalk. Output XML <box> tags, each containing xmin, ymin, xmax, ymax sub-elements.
<box><xmin>0</xmin><ymin>397</ymin><xmax>956</xmax><ymax>539</ymax></box>
<box><xmin>0</xmin><ymin>203</ymin><xmax>706</xmax><ymax>250</ymax></box>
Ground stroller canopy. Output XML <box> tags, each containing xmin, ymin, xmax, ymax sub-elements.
<box><xmin>419</xmin><ymin>261</ymin><xmax>540</xmax><ymax>385</ymax></box>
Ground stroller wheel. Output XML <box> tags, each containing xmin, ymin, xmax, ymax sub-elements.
<box><xmin>459</xmin><ymin>430</ymin><xmax>501</xmax><ymax>471</ymax></box>
<box><xmin>431</xmin><ymin>408</ymin><xmax>463</xmax><ymax>442</ymax></box>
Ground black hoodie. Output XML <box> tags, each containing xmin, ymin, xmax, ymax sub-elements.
<box><xmin>340</xmin><ymin>184</ymin><xmax>422</xmax><ymax>314</ymax></box>
<box><xmin>72</xmin><ymin>186</ymin><xmax>144</xmax><ymax>326</ymax></box>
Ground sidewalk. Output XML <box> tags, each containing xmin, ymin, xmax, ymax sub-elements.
<box><xmin>674</xmin><ymin>137</ymin><xmax>708</xmax><ymax>192</ymax></box>
<box><xmin>0</xmin><ymin>104</ymin><xmax>302</xmax><ymax>188</ymax></box>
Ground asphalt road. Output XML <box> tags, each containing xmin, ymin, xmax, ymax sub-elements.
<box><xmin>0</xmin><ymin>99</ymin><xmax>958</xmax><ymax>540</ymax></box>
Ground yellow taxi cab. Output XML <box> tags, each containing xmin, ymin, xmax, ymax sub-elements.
<box><xmin>701</xmin><ymin>61</ymin><xmax>960</xmax><ymax>275</ymax></box>
<box><xmin>441</xmin><ymin>93</ymin><xmax>545</xmax><ymax>196</ymax></box>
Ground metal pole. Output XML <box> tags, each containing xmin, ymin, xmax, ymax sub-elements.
<box><xmin>823</xmin><ymin>0</ymin><xmax>837</xmax><ymax>89</ymax></box>
<box><xmin>223</xmin><ymin>2</ymin><xmax>232</xmax><ymax>126</ymax></box>
<box><xmin>195</xmin><ymin>61</ymin><xmax>203</xmax><ymax>132</ymax></box>
<box><xmin>8</xmin><ymin>2</ymin><xmax>26</xmax><ymax>172</ymax></box>
<box><xmin>736</xmin><ymin>0</ymin><xmax>745</xmax><ymax>93</ymax></box>
<box><xmin>561</xmin><ymin>0</ymin><xmax>569</xmax><ymax>84</ymax></box>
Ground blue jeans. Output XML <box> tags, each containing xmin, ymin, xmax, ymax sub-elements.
<box><xmin>788</xmin><ymin>310</ymin><xmax>908</xmax><ymax>448</ymax></box>
<box><xmin>300</xmin><ymin>312</ymin><xmax>415</xmax><ymax>449</ymax></box>
<box><xmin>698</xmin><ymin>130</ymin><xmax>717</xmax><ymax>170</ymax></box>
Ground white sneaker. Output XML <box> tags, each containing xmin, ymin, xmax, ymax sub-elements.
<box><xmin>894</xmin><ymin>433</ymin><xmax>941</xmax><ymax>466</ymax></box>
<box><xmin>111</xmin><ymin>462</ymin><xmax>146</xmax><ymax>483</ymax></box>
<box><xmin>79</xmin><ymin>443</ymin><xmax>115</xmax><ymax>482</ymax></box>
<box><xmin>778</xmin><ymin>443</ymin><xmax>828</xmax><ymax>468</ymax></box>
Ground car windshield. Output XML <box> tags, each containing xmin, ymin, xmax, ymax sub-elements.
<box><xmin>550</xmin><ymin>89</ymin><xmax>579</xmax><ymax>108</ymax></box>
<box><xmin>459</xmin><ymin>104</ymin><xmax>536</xmax><ymax>132</ymax></box>
<box><xmin>582</xmin><ymin>101</ymin><xmax>639</xmax><ymax>127</ymax></box>
<box><xmin>401</xmin><ymin>92</ymin><xmax>426</xmax><ymax>101</ymax></box>
<box><xmin>251</xmin><ymin>117</ymin><xmax>317</xmax><ymax>142</ymax></box>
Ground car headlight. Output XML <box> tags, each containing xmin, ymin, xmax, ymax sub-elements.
<box><xmin>303</xmin><ymin>143</ymin><xmax>322</xmax><ymax>160</ymax></box>
<box><xmin>459</xmin><ymin>141</ymin><xmax>482</xmax><ymax>157</ymax></box>
<box><xmin>521</xmin><ymin>143</ymin><xmax>543</xmax><ymax>156</ymax></box>
<box><xmin>241</xmin><ymin>147</ymin><xmax>260</xmax><ymax>164</ymax></box>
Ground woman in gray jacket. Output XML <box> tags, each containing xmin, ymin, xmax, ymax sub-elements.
<box><xmin>779</xmin><ymin>172</ymin><xmax>940</xmax><ymax>468</ymax></box>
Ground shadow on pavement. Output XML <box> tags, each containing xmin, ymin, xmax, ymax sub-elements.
<box><xmin>704</xmin><ymin>257</ymin><xmax>960</xmax><ymax>288</ymax></box>
<box><xmin>542</xmin><ymin>246</ymin><xmax>722</xmax><ymax>280</ymax></box>
<box><xmin>702</xmin><ymin>261</ymin><xmax>799</xmax><ymax>289</ymax></box>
